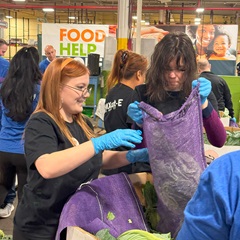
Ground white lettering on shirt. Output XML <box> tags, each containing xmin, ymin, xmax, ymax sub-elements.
<box><xmin>105</xmin><ymin>99</ymin><xmax>123</xmax><ymax>112</ymax></box>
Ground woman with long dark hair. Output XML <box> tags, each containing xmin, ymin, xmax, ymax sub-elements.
<box><xmin>0</xmin><ymin>46</ymin><xmax>42</xmax><ymax>207</ymax></box>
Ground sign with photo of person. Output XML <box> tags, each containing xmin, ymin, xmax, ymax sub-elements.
<box><xmin>41</xmin><ymin>23</ymin><xmax>238</xmax><ymax>75</ymax></box>
<box><xmin>133</xmin><ymin>24</ymin><xmax>238</xmax><ymax>75</ymax></box>
<box><xmin>185</xmin><ymin>24</ymin><xmax>238</xmax><ymax>75</ymax></box>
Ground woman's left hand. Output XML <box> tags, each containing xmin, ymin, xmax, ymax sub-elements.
<box><xmin>126</xmin><ymin>148</ymin><xmax>149</xmax><ymax>163</ymax></box>
<box><xmin>192</xmin><ymin>77</ymin><xmax>212</xmax><ymax>105</ymax></box>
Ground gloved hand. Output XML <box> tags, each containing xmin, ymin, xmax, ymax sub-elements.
<box><xmin>91</xmin><ymin>129</ymin><xmax>142</xmax><ymax>154</ymax></box>
<box><xmin>230</xmin><ymin>117</ymin><xmax>238</xmax><ymax>128</ymax></box>
<box><xmin>192</xmin><ymin>77</ymin><xmax>212</xmax><ymax>104</ymax></box>
<box><xmin>127</xmin><ymin>101</ymin><xmax>143</xmax><ymax>125</ymax></box>
<box><xmin>230</xmin><ymin>117</ymin><xmax>236</xmax><ymax>123</ymax></box>
<box><xmin>126</xmin><ymin>148</ymin><xmax>149</xmax><ymax>163</ymax></box>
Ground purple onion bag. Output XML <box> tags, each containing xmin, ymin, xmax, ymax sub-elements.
<box><xmin>139</xmin><ymin>86</ymin><xmax>206</xmax><ymax>238</ymax></box>
<box><xmin>55</xmin><ymin>172</ymin><xmax>148</xmax><ymax>240</ymax></box>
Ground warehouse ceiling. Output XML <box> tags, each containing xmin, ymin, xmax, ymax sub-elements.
<box><xmin>0</xmin><ymin>0</ymin><xmax>240</xmax><ymax>25</ymax></box>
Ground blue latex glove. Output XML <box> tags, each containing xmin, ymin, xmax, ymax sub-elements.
<box><xmin>230</xmin><ymin>117</ymin><xmax>238</xmax><ymax>128</ymax></box>
<box><xmin>91</xmin><ymin>129</ymin><xmax>142</xmax><ymax>154</ymax></box>
<box><xmin>230</xmin><ymin>117</ymin><xmax>236</xmax><ymax>123</ymax></box>
<box><xmin>127</xmin><ymin>101</ymin><xmax>143</xmax><ymax>124</ymax></box>
<box><xmin>192</xmin><ymin>77</ymin><xmax>212</xmax><ymax>104</ymax></box>
<box><xmin>126</xmin><ymin>148</ymin><xmax>149</xmax><ymax>163</ymax></box>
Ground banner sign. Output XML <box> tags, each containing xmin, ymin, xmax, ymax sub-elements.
<box><xmin>42</xmin><ymin>23</ymin><xmax>109</xmax><ymax>58</ymax></box>
<box><xmin>133</xmin><ymin>24</ymin><xmax>238</xmax><ymax>75</ymax></box>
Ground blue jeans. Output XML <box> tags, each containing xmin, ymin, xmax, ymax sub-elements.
<box><xmin>4</xmin><ymin>186</ymin><xmax>16</xmax><ymax>204</ymax></box>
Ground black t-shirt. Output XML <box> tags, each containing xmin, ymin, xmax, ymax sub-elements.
<box><xmin>103</xmin><ymin>83</ymin><xmax>151</xmax><ymax>174</ymax></box>
<box><xmin>104</xmin><ymin>83</ymin><xmax>133</xmax><ymax>133</ymax></box>
<box><xmin>133</xmin><ymin>84</ymin><xmax>219</xmax><ymax>114</ymax></box>
<box><xmin>200</xmin><ymin>71</ymin><xmax>234</xmax><ymax>117</ymax></box>
<box><xmin>14</xmin><ymin>112</ymin><xmax>102</xmax><ymax>239</ymax></box>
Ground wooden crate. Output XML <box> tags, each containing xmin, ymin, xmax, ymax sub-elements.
<box><xmin>67</xmin><ymin>226</ymin><xmax>98</xmax><ymax>240</ymax></box>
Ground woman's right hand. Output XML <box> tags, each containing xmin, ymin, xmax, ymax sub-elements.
<box><xmin>91</xmin><ymin>129</ymin><xmax>143</xmax><ymax>154</ymax></box>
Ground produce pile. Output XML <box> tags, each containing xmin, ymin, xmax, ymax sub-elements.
<box><xmin>95</xmin><ymin>181</ymin><xmax>173</xmax><ymax>240</ymax></box>
<box><xmin>96</xmin><ymin>229</ymin><xmax>172</xmax><ymax>240</ymax></box>
<box><xmin>204</xmin><ymin>131</ymin><xmax>240</xmax><ymax>146</ymax></box>
<box><xmin>0</xmin><ymin>230</ymin><xmax>12</xmax><ymax>240</ymax></box>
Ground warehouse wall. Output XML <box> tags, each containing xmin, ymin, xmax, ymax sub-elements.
<box><xmin>221</xmin><ymin>76</ymin><xmax>240</xmax><ymax>122</ymax></box>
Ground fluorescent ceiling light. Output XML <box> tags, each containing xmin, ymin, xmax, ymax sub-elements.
<box><xmin>43</xmin><ymin>8</ymin><xmax>54</xmax><ymax>12</ymax></box>
<box><xmin>5</xmin><ymin>16</ymin><xmax>13</xmax><ymax>19</ymax></box>
<box><xmin>196</xmin><ymin>8</ymin><xmax>204</xmax><ymax>13</ymax></box>
<box><xmin>68</xmin><ymin>16</ymin><xmax>77</xmax><ymax>19</ymax></box>
<box><xmin>132</xmin><ymin>16</ymin><xmax>137</xmax><ymax>20</ymax></box>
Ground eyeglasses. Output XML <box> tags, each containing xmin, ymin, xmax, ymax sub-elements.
<box><xmin>63</xmin><ymin>84</ymin><xmax>92</xmax><ymax>96</ymax></box>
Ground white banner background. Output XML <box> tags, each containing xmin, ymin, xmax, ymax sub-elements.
<box><xmin>42</xmin><ymin>23</ymin><xmax>109</xmax><ymax>58</ymax></box>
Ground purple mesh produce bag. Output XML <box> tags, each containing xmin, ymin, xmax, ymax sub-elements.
<box><xmin>55</xmin><ymin>173</ymin><xmax>148</xmax><ymax>240</ymax></box>
<box><xmin>139</xmin><ymin>86</ymin><xmax>206</xmax><ymax>238</ymax></box>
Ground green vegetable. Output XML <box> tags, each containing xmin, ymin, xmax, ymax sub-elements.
<box><xmin>0</xmin><ymin>230</ymin><xmax>4</xmax><ymax>238</ymax></box>
<box><xmin>117</xmin><ymin>229</ymin><xmax>172</xmax><ymax>240</ymax></box>
<box><xmin>143</xmin><ymin>181</ymin><xmax>160</xmax><ymax>231</ymax></box>
<box><xmin>143</xmin><ymin>181</ymin><xmax>158</xmax><ymax>208</ymax></box>
<box><xmin>96</xmin><ymin>229</ymin><xmax>117</xmax><ymax>240</ymax></box>
<box><xmin>204</xmin><ymin>131</ymin><xmax>240</xmax><ymax>146</ymax></box>
<box><xmin>225</xmin><ymin>131</ymin><xmax>240</xmax><ymax>146</ymax></box>
<box><xmin>96</xmin><ymin>229</ymin><xmax>172</xmax><ymax>240</ymax></box>
<box><xmin>107</xmin><ymin>211</ymin><xmax>116</xmax><ymax>221</ymax></box>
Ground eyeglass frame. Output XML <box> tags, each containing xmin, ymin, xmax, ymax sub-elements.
<box><xmin>62</xmin><ymin>84</ymin><xmax>92</xmax><ymax>96</ymax></box>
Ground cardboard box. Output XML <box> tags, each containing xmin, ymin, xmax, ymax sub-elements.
<box><xmin>67</xmin><ymin>226</ymin><xmax>97</xmax><ymax>240</ymax></box>
<box><xmin>220</xmin><ymin>117</ymin><xmax>230</xmax><ymax>127</ymax></box>
<box><xmin>224</xmin><ymin>126</ymin><xmax>240</xmax><ymax>132</ymax></box>
<box><xmin>128</xmin><ymin>172</ymin><xmax>153</xmax><ymax>206</ymax></box>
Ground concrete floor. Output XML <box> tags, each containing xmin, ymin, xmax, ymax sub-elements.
<box><xmin>0</xmin><ymin>200</ymin><xmax>16</xmax><ymax>236</ymax></box>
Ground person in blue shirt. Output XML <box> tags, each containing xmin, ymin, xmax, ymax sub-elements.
<box><xmin>39</xmin><ymin>44</ymin><xmax>56</xmax><ymax>74</ymax></box>
<box><xmin>0</xmin><ymin>38</ymin><xmax>10</xmax><ymax>83</ymax></box>
<box><xmin>0</xmin><ymin>38</ymin><xmax>16</xmax><ymax>219</ymax></box>
<box><xmin>177</xmin><ymin>150</ymin><xmax>240</xmax><ymax>240</ymax></box>
<box><xmin>0</xmin><ymin>46</ymin><xmax>42</xmax><ymax>210</ymax></box>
